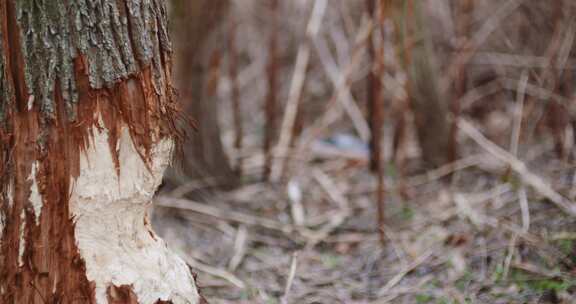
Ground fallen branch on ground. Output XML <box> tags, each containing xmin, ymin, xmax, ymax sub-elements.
<box><xmin>458</xmin><ymin>119</ymin><xmax>576</xmax><ymax>216</ymax></box>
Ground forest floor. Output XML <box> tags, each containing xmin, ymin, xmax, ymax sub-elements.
<box><xmin>153</xmin><ymin>131</ymin><xmax>576</xmax><ymax>304</ymax></box>
<box><xmin>150</xmin><ymin>0</ymin><xmax>576</xmax><ymax>302</ymax></box>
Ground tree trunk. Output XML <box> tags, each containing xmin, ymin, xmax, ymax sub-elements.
<box><xmin>0</xmin><ymin>1</ymin><xmax>202</xmax><ymax>303</ymax></box>
<box><xmin>397</xmin><ymin>0</ymin><xmax>451</xmax><ymax>168</ymax></box>
<box><xmin>166</xmin><ymin>0</ymin><xmax>237</xmax><ymax>191</ymax></box>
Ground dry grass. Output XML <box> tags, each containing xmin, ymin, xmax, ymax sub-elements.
<box><xmin>154</xmin><ymin>139</ymin><xmax>576</xmax><ymax>303</ymax></box>
<box><xmin>154</xmin><ymin>0</ymin><xmax>576</xmax><ymax>303</ymax></box>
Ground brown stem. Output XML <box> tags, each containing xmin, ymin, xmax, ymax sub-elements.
<box><xmin>366</xmin><ymin>0</ymin><xmax>387</xmax><ymax>246</ymax></box>
<box><xmin>228</xmin><ymin>17</ymin><xmax>244</xmax><ymax>177</ymax></box>
<box><xmin>264</xmin><ymin>0</ymin><xmax>280</xmax><ymax>180</ymax></box>
<box><xmin>450</xmin><ymin>0</ymin><xmax>474</xmax><ymax>166</ymax></box>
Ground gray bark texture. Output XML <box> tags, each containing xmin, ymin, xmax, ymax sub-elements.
<box><xmin>0</xmin><ymin>1</ymin><xmax>201</xmax><ymax>303</ymax></box>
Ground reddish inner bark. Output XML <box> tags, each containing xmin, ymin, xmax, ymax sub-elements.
<box><xmin>0</xmin><ymin>2</ymin><xmax>182</xmax><ymax>303</ymax></box>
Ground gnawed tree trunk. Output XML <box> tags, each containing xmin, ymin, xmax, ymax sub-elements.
<box><xmin>0</xmin><ymin>1</ymin><xmax>202</xmax><ymax>303</ymax></box>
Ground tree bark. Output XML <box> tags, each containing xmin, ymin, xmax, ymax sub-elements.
<box><xmin>0</xmin><ymin>1</ymin><xmax>201</xmax><ymax>303</ymax></box>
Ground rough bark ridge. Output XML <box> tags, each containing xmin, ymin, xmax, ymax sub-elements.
<box><xmin>0</xmin><ymin>1</ymin><xmax>198</xmax><ymax>303</ymax></box>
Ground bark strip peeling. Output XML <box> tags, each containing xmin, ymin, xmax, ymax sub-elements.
<box><xmin>0</xmin><ymin>0</ymin><xmax>198</xmax><ymax>303</ymax></box>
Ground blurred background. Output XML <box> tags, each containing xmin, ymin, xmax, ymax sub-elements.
<box><xmin>153</xmin><ymin>1</ymin><xmax>576</xmax><ymax>303</ymax></box>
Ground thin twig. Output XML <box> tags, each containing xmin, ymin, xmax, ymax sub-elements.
<box><xmin>510</xmin><ymin>71</ymin><xmax>528</xmax><ymax>156</ymax></box>
<box><xmin>378</xmin><ymin>249</ymin><xmax>437</xmax><ymax>296</ymax></box>
<box><xmin>503</xmin><ymin>233</ymin><xmax>518</xmax><ymax>279</ymax></box>
<box><xmin>305</xmin><ymin>169</ymin><xmax>352</xmax><ymax>249</ymax></box>
<box><xmin>445</xmin><ymin>0</ymin><xmax>527</xmax><ymax>85</ymax></box>
<box><xmin>406</xmin><ymin>154</ymin><xmax>485</xmax><ymax>188</ymax></box>
<box><xmin>292</xmin><ymin>17</ymin><xmax>374</xmax><ymax>179</ymax></box>
<box><xmin>179</xmin><ymin>249</ymin><xmax>246</xmax><ymax>289</ymax></box>
<box><xmin>469</xmin><ymin>52</ymin><xmax>576</xmax><ymax>69</ymax></box>
<box><xmin>272</xmin><ymin>0</ymin><xmax>327</xmax><ymax>182</ymax></box>
<box><xmin>518</xmin><ymin>187</ymin><xmax>530</xmax><ymax>232</ymax></box>
<box><xmin>281</xmin><ymin>252</ymin><xmax>299</xmax><ymax>304</ymax></box>
<box><xmin>509</xmin><ymin>72</ymin><xmax>532</xmax><ymax>233</ymax></box>
<box><xmin>287</xmin><ymin>179</ymin><xmax>306</xmax><ymax>226</ymax></box>
<box><xmin>155</xmin><ymin>196</ymin><xmax>294</xmax><ymax>234</ymax></box>
<box><xmin>458</xmin><ymin>119</ymin><xmax>576</xmax><ymax>216</ymax></box>
<box><xmin>352</xmin><ymin>153</ymin><xmax>485</xmax><ymax>195</ymax></box>
<box><xmin>228</xmin><ymin>225</ymin><xmax>248</xmax><ymax>271</ymax></box>
<box><xmin>312</xmin><ymin>22</ymin><xmax>372</xmax><ymax>141</ymax></box>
